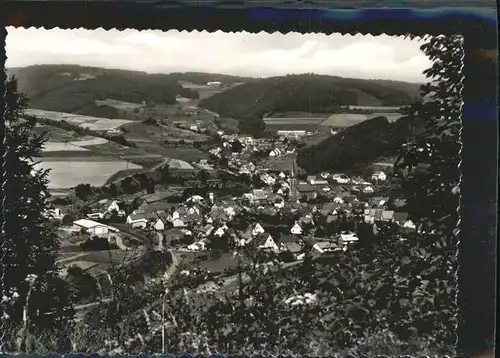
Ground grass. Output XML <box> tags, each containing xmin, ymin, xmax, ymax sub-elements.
<box><xmin>162</xmin><ymin>146</ymin><xmax>208</xmax><ymax>161</ymax></box>
<box><xmin>104</xmin><ymin>168</ymin><xmax>145</xmax><ymax>185</ymax></box>
<box><xmin>26</xmin><ymin>108</ymin><xmax>134</xmax><ymax>131</ymax></box>
<box><xmin>263</xmin><ymin>153</ymin><xmax>298</xmax><ymax>172</ymax></box>
<box><xmin>34</xmin><ymin>159</ymin><xmax>143</xmax><ymax>189</ymax></box>
<box><xmin>214</xmin><ymin>117</ymin><xmax>239</xmax><ymax>133</ymax></box>
<box><xmin>180</xmin><ymin>251</ymin><xmax>243</xmax><ymax>275</ymax></box>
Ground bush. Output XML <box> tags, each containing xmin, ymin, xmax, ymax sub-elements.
<box><xmin>80</xmin><ymin>236</ymin><xmax>116</xmax><ymax>251</ymax></box>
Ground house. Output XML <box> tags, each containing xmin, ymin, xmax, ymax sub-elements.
<box><xmin>257</xmin><ymin>234</ymin><xmax>279</xmax><ymax>252</ymax></box>
<box><xmin>251</xmin><ymin>189</ymin><xmax>269</xmax><ymax>202</ymax></box>
<box><xmin>363</xmin><ymin>186</ymin><xmax>375</xmax><ymax>194</ymax></box>
<box><xmin>200</xmin><ymin>224</ymin><xmax>215</xmax><ymax>237</ymax></box>
<box><xmin>153</xmin><ymin>217</ymin><xmax>166</xmax><ymax>231</ymax></box>
<box><xmin>269</xmin><ymin>148</ymin><xmax>282</xmax><ymax>157</ymax></box>
<box><xmin>403</xmin><ymin>220</ymin><xmax>416</xmax><ymax>229</ymax></box>
<box><xmin>252</xmin><ymin>223</ymin><xmax>265</xmax><ymax>236</ymax></box>
<box><xmin>223</xmin><ymin>206</ymin><xmax>237</xmax><ymax>219</ymax></box>
<box><xmin>278</xmin><ymin>172</ymin><xmax>286</xmax><ymax>179</ymax></box>
<box><xmin>296</xmin><ymin>183</ymin><xmax>317</xmax><ymax>200</ymax></box>
<box><xmin>126</xmin><ymin>213</ymin><xmax>151</xmax><ymax>229</ymax></box>
<box><xmin>213</xmin><ymin>226</ymin><xmax>226</xmax><ymax>237</ymax></box>
<box><xmin>393</xmin><ymin>212</ymin><xmax>410</xmax><ymax>226</ymax></box>
<box><xmin>332</xmin><ymin>174</ymin><xmax>350</xmax><ymax>184</ymax></box>
<box><xmin>73</xmin><ymin>219</ymin><xmax>110</xmax><ymax>235</ymax></box>
<box><xmin>320</xmin><ymin>172</ymin><xmax>330</xmax><ymax>179</ymax></box>
<box><xmin>44</xmin><ymin>207</ymin><xmax>64</xmax><ymax>220</ymax></box>
<box><xmin>381</xmin><ymin>210</ymin><xmax>395</xmax><ymax>222</ymax></box>
<box><xmin>290</xmin><ymin>222</ymin><xmax>303</xmax><ymax>235</ymax></box>
<box><xmin>333</xmin><ymin>197</ymin><xmax>344</xmax><ymax>204</ymax></box>
<box><xmin>308</xmin><ymin>176</ymin><xmax>329</xmax><ymax>185</ymax></box>
<box><xmin>340</xmin><ymin>232</ymin><xmax>359</xmax><ymax>244</ymax></box>
<box><xmin>187</xmin><ymin>241</ymin><xmax>207</xmax><ymax>251</ymax></box>
<box><xmin>172</xmin><ymin>218</ymin><xmax>186</xmax><ymax>228</ymax></box>
<box><xmin>371</xmin><ymin>171</ymin><xmax>388</xmax><ymax>181</ymax></box>
<box><xmin>279</xmin><ymin>235</ymin><xmax>303</xmax><ymax>254</ymax></box>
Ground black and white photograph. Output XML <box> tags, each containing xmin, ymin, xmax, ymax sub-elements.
<box><xmin>2</xmin><ymin>28</ymin><xmax>462</xmax><ymax>355</ymax></box>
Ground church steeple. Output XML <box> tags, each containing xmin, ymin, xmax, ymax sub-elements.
<box><xmin>290</xmin><ymin>160</ymin><xmax>297</xmax><ymax>201</ymax></box>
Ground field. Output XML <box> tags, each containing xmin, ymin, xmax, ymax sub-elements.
<box><xmin>60</xmin><ymin>249</ymin><xmax>143</xmax><ymax>273</ymax></box>
<box><xmin>320</xmin><ymin>114</ymin><xmax>368</xmax><ymax>128</ymax></box>
<box><xmin>95</xmin><ymin>99</ymin><xmax>144</xmax><ymax>111</ymax></box>
<box><xmin>263</xmin><ymin>116</ymin><xmax>326</xmax><ymax>132</ymax></box>
<box><xmin>178</xmin><ymin>251</ymin><xmax>244</xmax><ymax>275</ymax></box>
<box><xmin>263</xmin><ymin>153</ymin><xmax>299</xmax><ymax>172</ymax></box>
<box><xmin>33</xmin><ymin>157</ymin><xmax>143</xmax><ymax>189</ymax></box>
<box><xmin>348</xmin><ymin>105</ymin><xmax>403</xmax><ymax>112</ymax></box>
<box><xmin>161</xmin><ymin>146</ymin><xmax>208</xmax><ymax>161</ymax></box>
<box><xmin>166</xmin><ymin>158</ymin><xmax>195</xmax><ymax>170</ymax></box>
<box><xmin>42</xmin><ymin>142</ymin><xmax>91</xmax><ymax>152</ymax></box>
<box><xmin>214</xmin><ymin>117</ymin><xmax>239</xmax><ymax>133</ymax></box>
<box><xmin>321</xmin><ymin>112</ymin><xmax>403</xmax><ymax>127</ymax></box>
<box><xmin>26</xmin><ymin>108</ymin><xmax>133</xmax><ymax>131</ymax></box>
<box><xmin>123</xmin><ymin>122</ymin><xmax>209</xmax><ymax>143</ymax></box>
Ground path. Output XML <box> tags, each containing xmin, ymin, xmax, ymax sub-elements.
<box><xmin>56</xmin><ymin>252</ymin><xmax>88</xmax><ymax>264</ymax></box>
<box><xmin>115</xmin><ymin>235</ymin><xmax>129</xmax><ymax>251</ymax></box>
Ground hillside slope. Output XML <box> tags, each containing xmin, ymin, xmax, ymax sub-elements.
<box><xmin>198</xmin><ymin>74</ymin><xmax>422</xmax><ymax>134</ymax></box>
<box><xmin>296</xmin><ymin>115</ymin><xmax>424</xmax><ymax>173</ymax></box>
<box><xmin>7</xmin><ymin>65</ymin><xmax>182</xmax><ymax>115</ymax></box>
<box><xmin>6</xmin><ymin>65</ymin><xmax>254</xmax><ymax>118</ymax></box>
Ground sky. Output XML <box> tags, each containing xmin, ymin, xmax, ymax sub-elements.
<box><xmin>6</xmin><ymin>27</ymin><xmax>431</xmax><ymax>83</ymax></box>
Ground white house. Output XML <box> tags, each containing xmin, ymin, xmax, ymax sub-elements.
<box><xmin>371</xmin><ymin>171</ymin><xmax>387</xmax><ymax>181</ymax></box>
<box><xmin>187</xmin><ymin>206</ymin><xmax>200</xmax><ymax>216</ymax></box>
<box><xmin>257</xmin><ymin>234</ymin><xmax>279</xmax><ymax>252</ymax></box>
<box><xmin>224</xmin><ymin>206</ymin><xmax>236</xmax><ymax>219</ymax></box>
<box><xmin>172</xmin><ymin>218</ymin><xmax>186</xmax><ymax>228</ymax></box>
<box><xmin>269</xmin><ymin>148</ymin><xmax>282</xmax><ymax>157</ymax></box>
<box><xmin>252</xmin><ymin>223</ymin><xmax>265</xmax><ymax>236</ymax></box>
<box><xmin>403</xmin><ymin>220</ymin><xmax>416</xmax><ymax>229</ymax></box>
<box><xmin>290</xmin><ymin>222</ymin><xmax>303</xmax><ymax>235</ymax></box>
<box><xmin>213</xmin><ymin>227</ymin><xmax>226</xmax><ymax>237</ymax></box>
<box><xmin>332</xmin><ymin>174</ymin><xmax>350</xmax><ymax>184</ymax></box>
<box><xmin>44</xmin><ymin>208</ymin><xmax>64</xmax><ymax>220</ymax></box>
<box><xmin>363</xmin><ymin>186</ymin><xmax>375</xmax><ymax>194</ymax></box>
<box><xmin>73</xmin><ymin>219</ymin><xmax>109</xmax><ymax>236</ymax></box>
<box><xmin>278</xmin><ymin>172</ymin><xmax>286</xmax><ymax>179</ymax></box>
<box><xmin>333</xmin><ymin>197</ymin><xmax>344</xmax><ymax>204</ymax></box>
<box><xmin>340</xmin><ymin>232</ymin><xmax>359</xmax><ymax>244</ymax></box>
<box><xmin>154</xmin><ymin>218</ymin><xmax>166</xmax><ymax>231</ymax></box>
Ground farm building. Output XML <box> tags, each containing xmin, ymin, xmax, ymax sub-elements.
<box><xmin>73</xmin><ymin>219</ymin><xmax>112</xmax><ymax>235</ymax></box>
<box><xmin>276</xmin><ymin>130</ymin><xmax>307</xmax><ymax>137</ymax></box>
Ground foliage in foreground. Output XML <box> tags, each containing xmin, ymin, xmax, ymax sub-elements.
<box><xmin>2</xmin><ymin>35</ymin><xmax>461</xmax><ymax>355</ymax></box>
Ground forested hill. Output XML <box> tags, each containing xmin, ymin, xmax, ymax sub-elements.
<box><xmin>6</xmin><ymin>65</ymin><xmax>183</xmax><ymax>115</ymax></box>
<box><xmin>5</xmin><ymin>65</ymin><xmax>252</xmax><ymax>116</ymax></box>
<box><xmin>198</xmin><ymin>74</ymin><xmax>422</xmax><ymax>133</ymax></box>
<box><xmin>167</xmin><ymin>71</ymin><xmax>253</xmax><ymax>85</ymax></box>
<box><xmin>296</xmin><ymin>115</ymin><xmax>424</xmax><ymax>173</ymax></box>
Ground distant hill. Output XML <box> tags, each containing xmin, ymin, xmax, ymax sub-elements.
<box><xmin>6</xmin><ymin>65</ymin><xmax>253</xmax><ymax>118</ymax></box>
<box><xmin>198</xmin><ymin>74</ymin><xmax>422</xmax><ymax>135</ymax></box>
<box><xmin>7</xmin><ymin>65</ymin><xmax>183</xmax><ymax>116</ymax></box>
<box><xmin>168</xmin><ymin>71</ymin><xmax>254</xmax><ymax>85</ymax></box>
<box><xmin>296</xmin><ymin>115</ymin><xmax>424</xmax><ymax>173</ymax></box>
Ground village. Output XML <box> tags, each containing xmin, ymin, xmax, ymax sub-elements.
<box><xmin>46</xmin><ymin>125</ymin><xmax>417</xmax><ymax>298</ymax></box>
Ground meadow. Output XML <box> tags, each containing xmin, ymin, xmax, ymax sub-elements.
<box><xmin>321</xmin><ymin>112</ymin><xmax>403</xmax><ymax>127</ymax></box>
<box><xmin>33</xmin><ymin>157</ymin><xmax>143</xmax><ymax>189</ymax></box>
<box><xmin>26</xmin><ymin>108</ymin><xmax>133</xmax><ymax>131</ymax></box>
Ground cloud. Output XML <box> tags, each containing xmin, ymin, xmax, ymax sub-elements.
<box><xmin>6</xmin><ymin>27</ymin><xmax>431</xmax><ymax>82</ymax></box>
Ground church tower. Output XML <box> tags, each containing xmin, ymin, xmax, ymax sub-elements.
<box><xmin>290</xmin><ymin>160</ymin><xmax>298</xmax><ymax>201</ymax></box>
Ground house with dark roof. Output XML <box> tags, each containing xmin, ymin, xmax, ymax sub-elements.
<box><xmin>393</xmin><ymin>212</ymin><xmax>410</xmax><ymax>226</ymax></box>
<box><xmin>297</xmin><ymin>183</ymin><xmax>317</xmax><ymax>200</ymax></box>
